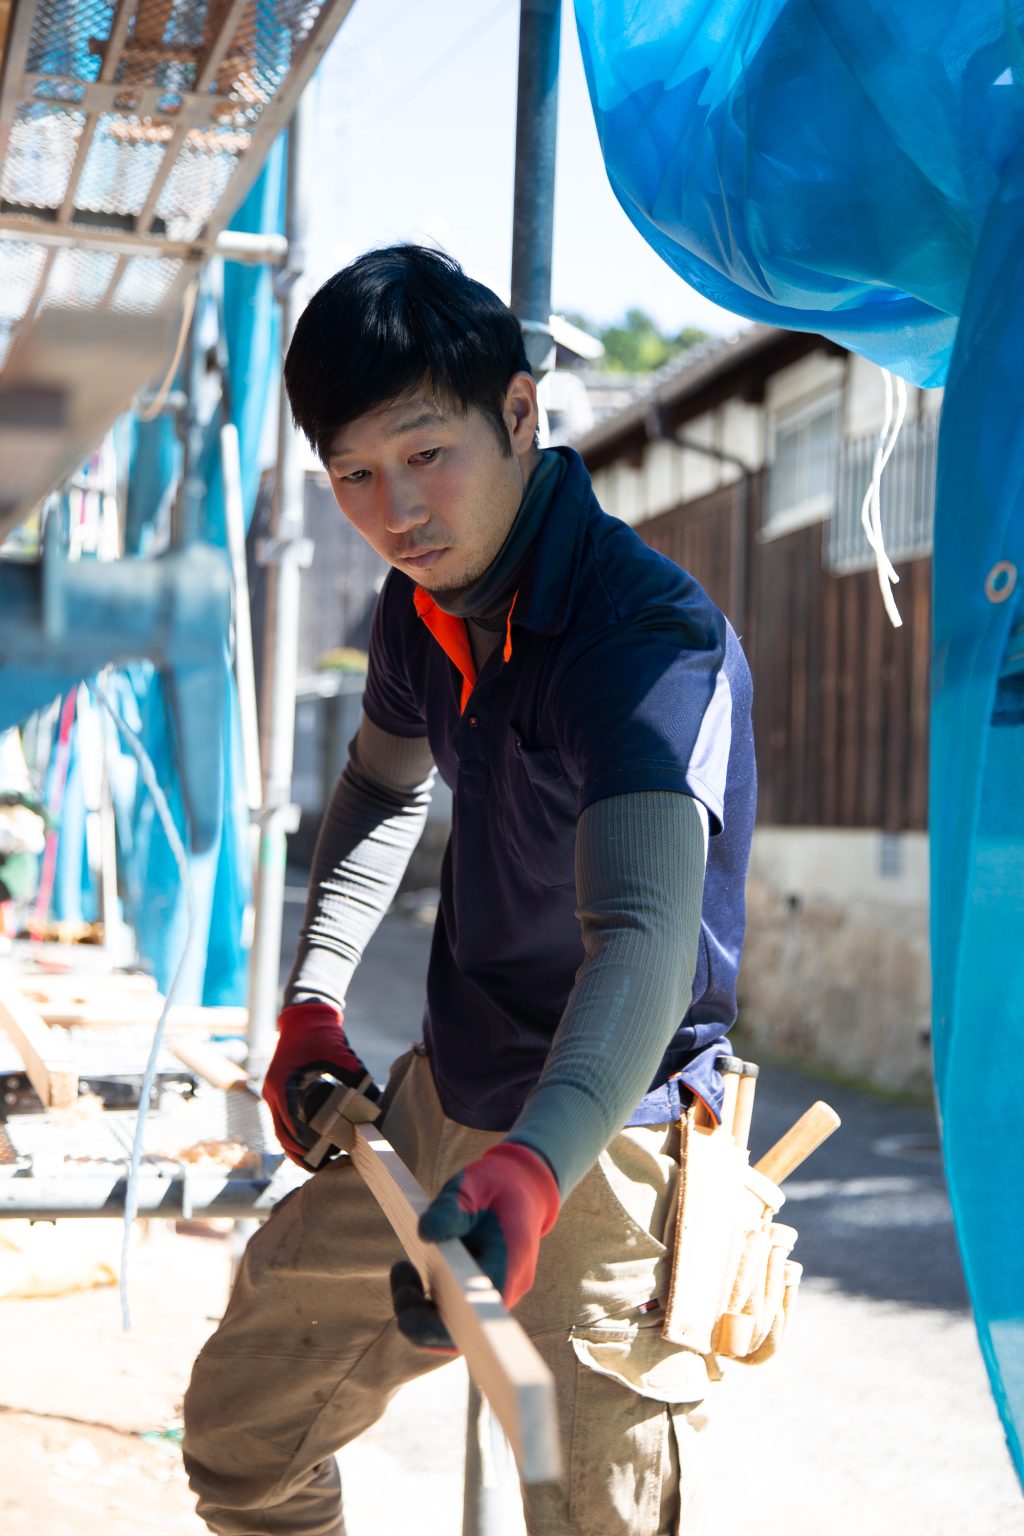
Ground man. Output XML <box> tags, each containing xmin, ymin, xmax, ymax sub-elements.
<box><xmin>183</xmin><ymin>245</ymin><xmax>756</xmax><ymax>1535</ymax></box>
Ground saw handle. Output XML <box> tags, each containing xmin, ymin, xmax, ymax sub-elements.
<box><xmin>299</xmin><ymin>1072</ymin><xmax>381</xmax><ymax>1171</ymax></box>
<box><xmin>753</xmin><ymin>1101</ymin><xmax>841</xmax><ymax>1184</ymax></box>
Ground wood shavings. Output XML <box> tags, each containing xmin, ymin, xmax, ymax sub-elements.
<box><xmin>149</xmin><ymin>1139</ymin><xmax>261</xmax><ymax>1171</ymax></box>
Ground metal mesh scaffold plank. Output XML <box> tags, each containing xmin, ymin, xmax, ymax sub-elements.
<box><xmin>0</xmin><ymin>0</ymin><xmax>349</xmax><ymax>250</ymax></box>
<box><xmin>0</xmin><ymin>232</ymin><xmax>44</xmax><ymax>364</ymax></box>
<box><xmin>0</xmin><ymin>0</ymin><xmax>356</xmax><ymax>531</ymax></box>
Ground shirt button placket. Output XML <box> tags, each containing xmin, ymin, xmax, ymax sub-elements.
<box><xmin>459</xmin><ymin>708</ymin><xmax>486</xmax><ymax>795</ymax></box>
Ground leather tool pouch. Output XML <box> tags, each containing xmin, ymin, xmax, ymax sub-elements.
<box><xmin>662</xmin><ymin>1105</ymin><xmax>802</xmax><ymax>1366</ymax></box>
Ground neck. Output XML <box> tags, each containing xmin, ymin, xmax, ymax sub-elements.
<box><xmin>431</xmin><ymin>448</ymin><xmax>564</xmax><ymax>624</ymax></box>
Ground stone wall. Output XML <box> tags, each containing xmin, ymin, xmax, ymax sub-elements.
<box><xmin>738</xmin><ymin>827</ymin><xmax>933</xmax><ymax>1096</ymax></box>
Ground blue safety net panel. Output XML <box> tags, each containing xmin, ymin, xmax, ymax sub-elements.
<box><xmin>574</xmin><ymin>0</ymin><xmax>1024</xmax><ymax>1482</ymax></box>
<box><xmin>110</xmin><ymin>140</ymin><xmax>286</xmax><ymax>1005</ymax></box>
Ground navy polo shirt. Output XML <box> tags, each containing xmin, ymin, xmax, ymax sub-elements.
<box><xmin>362</xmin><ymin>448</ymin><xmax>756</xmax><ymax>1132</ymax></box>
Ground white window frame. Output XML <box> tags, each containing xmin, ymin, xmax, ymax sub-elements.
<box><xmin>763</xmin><ymin>391</ymin><xmax>841</xmax><ymax>541</ymax></box>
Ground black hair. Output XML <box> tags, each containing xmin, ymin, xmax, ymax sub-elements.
<box><xmin>284</xmin><ymin>244</ymin><xmax>531</xmax><ymax>463</ymax></box>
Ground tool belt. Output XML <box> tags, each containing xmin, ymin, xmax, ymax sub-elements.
<box><xmin>662</xmin><ymin>1060</ymin><xmax>837</xmax><ymax>1368</ymax></box>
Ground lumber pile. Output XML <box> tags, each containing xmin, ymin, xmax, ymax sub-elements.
<box><xmin>0</xmin><ymin>961</ymin><xmax>250</xmax><ymax>1108</ymax></box>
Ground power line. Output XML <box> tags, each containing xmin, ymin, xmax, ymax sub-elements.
<box><xmin>380</xmin><ymin>0</ymin><xmax>515</xmax><ymax>116</ymax></box>
<box><xmin>340</xmin><ymin>0</ymin><xmax>422</xmax><ymax>60</ymax></box>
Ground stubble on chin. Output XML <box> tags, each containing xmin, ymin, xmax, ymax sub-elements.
<box><xmin>417</xmin><ymin>551</ymin><xmax>491</xmax><ymax>596</ymax></box>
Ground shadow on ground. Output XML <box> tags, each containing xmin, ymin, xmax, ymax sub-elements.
<box><xmin>739</xmin><ymin>1054</ymin><xmax>969</xmax><ymax>1313</ymax></box>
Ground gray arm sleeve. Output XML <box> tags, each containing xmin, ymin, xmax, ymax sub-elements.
<box><xmin>284</xmin><ymin>713</ymin><xmax>436</xmax><ymax>1009</ymax></box>
<box><xmin>506</xmin><ymin>791</ymin><xmax>707</xmax><ymax>1198</ymax></box>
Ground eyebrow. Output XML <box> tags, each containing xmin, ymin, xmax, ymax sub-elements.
<box><xmin>329</xmin><ymin>410</ymin><xmax>450</xmax><ymax>463</ymax></box>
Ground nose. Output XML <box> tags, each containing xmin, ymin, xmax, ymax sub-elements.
<box><xmin>379</xmin><ymin>473</ymin><xmax>428</xmax><ymax>534</ymax></box>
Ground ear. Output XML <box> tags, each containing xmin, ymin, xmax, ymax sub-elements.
<box><xmin>503</xmin><ymin>372</ymin><xmax>539</xmax><ymax>460</ymax></box>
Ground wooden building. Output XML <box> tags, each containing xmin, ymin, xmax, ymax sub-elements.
<box><xmin>574</xmin><ymin>327</ymin><xmax>941</xmax><ymax>1094</ymax></box>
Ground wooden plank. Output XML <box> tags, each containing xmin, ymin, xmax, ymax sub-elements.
<box><xmin>728</xmin><ymin>478</ymin><xmax>749</xmax><ymax>648</ymax></box>
<box><xmin>804</xmin><ymin>533</ymin><xmax>825</xmax><ymax>827</ymax></box>
<box><xmin>838</xmin><ymin>575</ymin><xmax>860</xmax><ymax>825</ymax></box>
<box><xmin>860</xmin><ymin>569</ymin><xmax>885</xmax><ymax>826</ymax></box>
<box><xmin>166</xmin><ymin>1005</ymin><xmax>249</xmax><ymax>1033</ymax></box>
<box><xmin>738</xmin><ymin>473</ymin><xmax>762</xmax><ymax>703</ymax></box>
<box><xmin>28</xmin><ymin>999</ymin><xmax>248</xmax><ymax>1032</ymax></box>
<box><xmin>770</xmin><ymin>538</ymin><xmax>793</xmax><ymax>822</ymax></box>
<box><xmin>0</xmin><ymin>983</ymin><xmax>78</xmax><ymax>1109</ymax></box>
<box><xmin>350</xmin><ymin>1124</ymin><xmax>562</xmax><ymax>1486</ymax></box>
<box><xmin>749</xmin><ymin>538</ymin><xmax>775</xmax><ymax>822</ymax></box>
<box><xmin>27</xmin><ymin>997</ymin><xmax>149</xmax><ymax>1026</ymax></box>
<box><xmin>788</xmin><ymin>529</ymin><xmax>810</xmax><ymax>825</ymax></box>
<box><xmin>16</xmin><ymin>971</ymin><xmax>159</xmax><ymax>1000</ymax></box>
<box><xmin>167</xmin><ymin>1038</ymin><xmax>252</xmax><ymax>1092</ymax></box>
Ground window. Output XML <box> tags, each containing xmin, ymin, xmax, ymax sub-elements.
<box><xmin>825</xmin><ymin>413</ymin><xmax>937</xmax><ymax>573</ymax></box>
<box><xmin>764</xmin><ymin>395</ymin><xmax>839</xmax><ymax>538</ymax></box>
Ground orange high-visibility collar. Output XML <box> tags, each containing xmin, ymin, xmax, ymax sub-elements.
<box><xmin>413</xmin><ymin>587</ymin><xmax>518</xmax><ymax>713</ymax></box>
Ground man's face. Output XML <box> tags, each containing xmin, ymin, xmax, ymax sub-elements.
<box><xmin>325</xmin><ymin>374</ymin><xmax>540</xmax><ymax>593</ymax></box>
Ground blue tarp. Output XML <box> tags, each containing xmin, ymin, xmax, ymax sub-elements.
<box><xmin>102</xmin><ymin>142</ymin><xmax>286</xmax><ymax>1003</ymax></box>
<box><xmin>574</xmin><ymin>0</ymin><xmax>1024</xmax><ymax>1480</ymax></box>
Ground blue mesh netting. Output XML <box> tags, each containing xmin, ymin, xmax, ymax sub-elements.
<box><xmin>574</xmin><ymin>0</ymin><xmax>1024</xmax><ymax>1481</ymax></box>
<box><xmin>114</xmin><ymin>139</ymin><xmax>285</xmax><ymax>1005</ymax></box>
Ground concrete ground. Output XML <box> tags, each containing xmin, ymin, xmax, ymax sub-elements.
<box><xmin>0</xmin><ymin>894</ymin><xmax>1021</xmax><ymax>1534</ymax></box>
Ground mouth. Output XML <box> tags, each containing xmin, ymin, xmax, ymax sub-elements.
<box><xmin>397</xmin><ymin>547</ymin><xmax>449</xmax><ymax>571</ymax></box>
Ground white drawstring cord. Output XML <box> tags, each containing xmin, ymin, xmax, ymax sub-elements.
<box><xmin>135</xmin><ymin>277</ymin><xmax>200</xmax><ymax>423</ymax></box>
<box><xmin>89</xmin><ymin>679</ymin><xmax>197</xmax><ymax>1329</ymax></box>
<box><xmin>859</xmin><ymin>370</ymin><xmax>908</xmax><ymax>628</ymax></box>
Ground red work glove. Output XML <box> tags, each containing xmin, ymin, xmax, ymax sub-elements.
<box><xmin>390</xmin><ymin>1142</ymin><xmax>560</xmax><ymax>1351</ymax></box>
<box><xmin>262</xmin><ymin>1001</ymin><xmax>378</xmax><ymax>1166</ymax></box>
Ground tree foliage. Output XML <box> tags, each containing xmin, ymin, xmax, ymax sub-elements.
<box><xmin>566</xmin><ymin>309</ymin><xmax>709</xmax><ymax>373</ymax></box>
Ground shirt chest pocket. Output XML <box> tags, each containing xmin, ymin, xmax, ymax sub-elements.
<box><xmin>499</xmin><ymin>728</ymin><xmax>578</xmax><ymax>890</ymax></box>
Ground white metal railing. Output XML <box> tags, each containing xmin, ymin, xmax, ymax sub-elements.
<box><xmin>825</xmin><ymin>413</ymin><xmax>938</xmax><ymax>573</ymax></box>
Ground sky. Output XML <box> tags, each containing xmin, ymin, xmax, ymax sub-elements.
<box><xmin>304</xmin><ymin>0</ymin><xmax>743</xmax><ymax>338</ymax></box>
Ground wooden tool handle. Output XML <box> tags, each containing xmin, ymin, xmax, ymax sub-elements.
<box><xmin>716</xmin><ymin>1055</ymin><xmax>743</xmax><ymax>1137</ymax></box>
<box><xmin>753</xmin><ymin>1101</ymin><xmax>841</xmax><ymax>1184</ymax></box>
<box><xmin>168</xmin><ymin>1037</ymin><xmax>251</xmax><ymax>1093</ymax></box>
<box><xmin>732</xmin><ymin>1064</ymin><xmax>759</xmax><ymax>1151</ymax></box>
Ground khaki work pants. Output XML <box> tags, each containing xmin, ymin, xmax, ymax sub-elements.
<box><xmin>183</xmin><ymin>1049</ymin><xmax>711</xmax><ymax>1536</ymax></box>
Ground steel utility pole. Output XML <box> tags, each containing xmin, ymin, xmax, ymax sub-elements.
<box><xmin>510</xmin><ymin>0</ymin><xmax>562</xmax><ymax>380</ymax></box>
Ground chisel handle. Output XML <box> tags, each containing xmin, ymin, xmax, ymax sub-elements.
<box><xmin>732</xmin><ymin>1061</ymin><xmax>759</xmax><ymax>1151</ymax></box>
<box><xmin>753</xmin><ymin>1101</ymin><xmax>841</xmax><ymax>1184</ymax></box>
<box><xmin>717</xmin><ymin>1054</ymin><xmax>744</xmax><ymax>1136</ymax></box>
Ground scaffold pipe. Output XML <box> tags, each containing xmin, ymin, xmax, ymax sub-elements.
<box><xmin>510</xmin><ymin>0</ymin><xmax>562</xmax><ymax>378</ymax></box>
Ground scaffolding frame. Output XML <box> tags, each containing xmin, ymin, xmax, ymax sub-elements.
<box><xmin>0</xmin><ymin>0</ymin><xmax>356</xmax><ymax>384</ymax></box>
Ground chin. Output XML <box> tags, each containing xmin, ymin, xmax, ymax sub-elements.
<box><xmin>423</xmin><ymin>561</ymin><xmax>484</xmax><ymax>593</ymax></box>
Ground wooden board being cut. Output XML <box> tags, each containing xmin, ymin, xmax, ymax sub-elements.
<box><xmin>350</xmin><ymin>1123</ymin><xmax>562</xmax><ymax>1487</ymax></box>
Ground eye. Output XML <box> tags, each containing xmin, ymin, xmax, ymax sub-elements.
<box><xmin>339</xmin><ymin>468</ymin><xmax>369</xmax><ymax>484</ymax></box>
<box><xmin>412</xmin><ymin>447</ymin><xmax>442</xmax><ymax>464</ymax></box>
